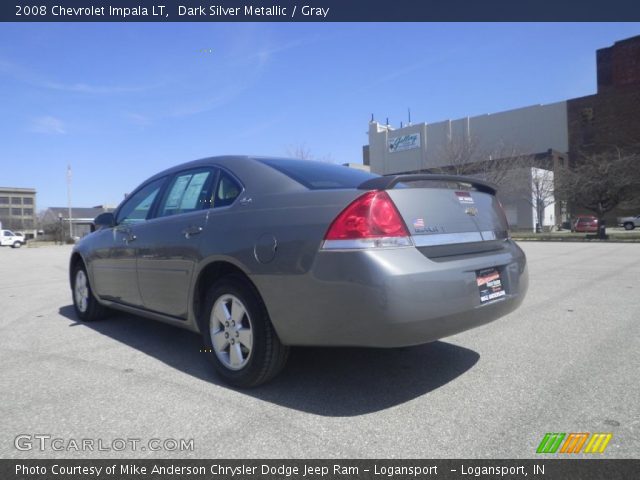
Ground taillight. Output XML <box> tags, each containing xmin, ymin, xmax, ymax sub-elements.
<box><xmin>322</xmin><ymin>191</ymin><xmax>412</xmax><ymax>249</ymax></box>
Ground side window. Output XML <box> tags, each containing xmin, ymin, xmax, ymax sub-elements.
<box><xmin>158</xmin><ymin>170</ymin><xmax>213</xmax><ymax>217</ymax></box>
<box><xmin>213</xmin><ymin>171</ymin><xmax>242</xmax><ymax>208</ymax></box>
<box><xmin>116</xmin><ymin>178</ymin><xmax>165</xmax><ymax>225</ymax></box>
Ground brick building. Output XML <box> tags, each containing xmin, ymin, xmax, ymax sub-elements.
<box><xmin>568</xmin><ymin>35</ymin><xmax>640</xmax><ymax>158</ymax></box>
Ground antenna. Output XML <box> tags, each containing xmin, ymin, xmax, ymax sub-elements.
<box><xmin>386</xmin><ymin>117</ymin><xmax>389</xmax><ymax>126</ymax></box>
<box><xmin>408</xmin><ymin>108</ymin><xmax>412</xmax><ymax>126</ymax></box>
<box><xmin>371</xmin><ymin>113</ymin><xmax>374</xmax><ymax>122</ymax></box>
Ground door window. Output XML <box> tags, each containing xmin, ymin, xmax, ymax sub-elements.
<box><xmin>116</xmin><ymin>178</ymin><xmax>166</xmax><ymax>225</ymax></box>
<box><xmin>158</xmin><ymin>170</ymin><xmax>213</xmax><ymax>217</ymax></box>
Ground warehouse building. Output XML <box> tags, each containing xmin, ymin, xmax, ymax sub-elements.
<box><xmin>364</xmin><ymin>34</ymin><xmax>640</xmax><ymax>231</ymax></box>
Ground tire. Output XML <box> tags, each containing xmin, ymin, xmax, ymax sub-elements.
<box><xmin>200</xmin><ymin>275</ymin><xmax>289</xmax><ymax>387</ymax></box>
<box><xmin>624</xmin><ymin>222</ymin><xmax>635</xmax><ymax>231</ymax></box>
<box><xmin>71</xmin><ymin>262</ymin><xmax>107</xmax><ymax>321</ymax></box>
<box><xmin>12</xmin><ymin>241</ymin><xmax>22</xmax><ymax>248</ymax></box>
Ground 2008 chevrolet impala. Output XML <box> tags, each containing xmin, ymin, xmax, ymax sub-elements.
<box><xmin>69</xmin><ymin>156</ymin><xmax>528</xmax><ymax>386</ymax></box>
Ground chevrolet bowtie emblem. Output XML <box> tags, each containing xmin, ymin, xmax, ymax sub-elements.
<box><xmin>465</xmin><ymin>207</ymin><xmax>478</xmax><ymax>216</ymax></box>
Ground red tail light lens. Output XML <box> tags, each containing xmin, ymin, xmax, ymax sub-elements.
<box><xmin>325</xmin><ymin>191</ymin><xmax>409</xmax><ymax>240</ymax></box>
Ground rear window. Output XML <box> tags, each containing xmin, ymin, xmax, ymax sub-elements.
<box><xmin>258</xmin><ymin>158</ymin><xmax>377</xmax><ymax>190</ymax></box>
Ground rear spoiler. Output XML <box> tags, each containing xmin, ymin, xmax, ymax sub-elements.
<box><xmin>358</xmin><ymin>174</ymin><xmax>497</xmax><ymax>195</ymax></box>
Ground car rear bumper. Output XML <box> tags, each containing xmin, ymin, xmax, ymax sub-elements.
<box><xmin>254</xmin><ymin>240</ymin><xmax>528</xmax><ymax>347</ymax></box>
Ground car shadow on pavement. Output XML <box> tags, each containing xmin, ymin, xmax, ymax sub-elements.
<box><xmin>59</xmin><ymin>305</ymin><xmax>480</xmax><ymax>417</ymax></box>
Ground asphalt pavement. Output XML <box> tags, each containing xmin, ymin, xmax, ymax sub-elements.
<box><xmin>1</xmin><ymin>242</ymin><xmax>638</xmax><ymax>458</ymax></box>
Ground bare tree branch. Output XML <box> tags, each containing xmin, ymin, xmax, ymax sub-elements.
<box><xmin>286</xmin><ymin>143</ymin><xmax>334</xmax><ymax>163</ymax></box>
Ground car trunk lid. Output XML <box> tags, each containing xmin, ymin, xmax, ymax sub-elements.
<box><xmin>359</xmin><ymin>175</ymin><xmax>509</xmax><ymax>258</ymax></box>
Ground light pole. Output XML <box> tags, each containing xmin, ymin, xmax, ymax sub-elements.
<box><xmin>67</xmin><ymin>165</ymin><xmax>73</xmax><ymax>239</ymax></box>
<box><xmin>57</xmin><ymin>213</ymin><xmax>63</xmax><ymax>245</ymax></box>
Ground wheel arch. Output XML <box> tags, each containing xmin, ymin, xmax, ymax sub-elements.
<box><xmin>69</xmin><ymin>251</ymin><xmax>85</xmax><ymax>288</ymax></box>
<box><xmin>192</xmin><ymin>260</ymin><xmax>270</xmax><ymax>334</ymax></box>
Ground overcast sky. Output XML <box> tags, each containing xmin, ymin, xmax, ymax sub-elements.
<box><xmin>1</xmin><ymin>22</ymin><xmax>639</xmax><ymax>209</ymax></box>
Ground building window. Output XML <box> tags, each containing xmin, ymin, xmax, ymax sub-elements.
<box><xmin>23</xmin><ymin>197</ymin><xmax>34</xmax><ymax>205</ymax></box>
<box><xmin>0</xmin><ymin>207</ymin><xmax>9</xmax><ymax>216</ymax></box>
<box><xmin>23</xmin><ymin>208</ymin><xmax>34</xmax><ymax>216</ymax></box>
<box><xmin>11</xmin><ymin>208</ymin><xmax>22</xmax><ymax>216</ymax></box>
<box><xmin>581</xmin><ymin>107</ymin><xmax>594</xmax><ymax>125</ymax></box>
<box><xmin>0</xmin><ymin>197</ymin><xmax>9</xmax><ymax>204</ymax></box>
<box><xmin>11</xmin><ymin>197</ymin><xmax>21</xmax><ymax>205</ymax></box>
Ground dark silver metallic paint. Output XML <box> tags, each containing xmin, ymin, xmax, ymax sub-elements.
<box><xmin>71</xmin><ymin>156</ymin><xmax>528</xmax><ymax>348</ymax></box>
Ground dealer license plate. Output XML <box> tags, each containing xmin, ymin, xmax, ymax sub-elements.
<box><xmin>476</xmin><ymin>267</ymin><xmax>506</xmax><ymax>304</ymax></box>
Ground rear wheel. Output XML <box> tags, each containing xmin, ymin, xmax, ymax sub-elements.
<box><xmin>624</xmin><ymin>222</ymin><xmax>635</xmax><ymax>231</ymax></box>
<box><xmin>72</xmin><ymin>263</ymin><xmax>107</xmax><ymax>321</ymax></box>
<box><xmin>201</xmin><ymin>275</ymin><xmax>289</xmax><ymax>387</ymax></box>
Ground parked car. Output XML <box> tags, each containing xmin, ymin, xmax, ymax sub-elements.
<box><xmin>0</xmin><ymin>229</ymin><xmax>25</xmax><ymax>248</ymax></box>
<box><xmin>573</xmin><ymin>215</ymin><xmax>599</xmax><ymax>233</ymax></box>
<box><xmin>69</xmin><ymin>156</ymin><xmax>528</xmax><ymax>387</ymax></box>
<box><xmin>617</xmin><ymin>214</ymin><xmax>640</xmax><ymax>230</ymax></box>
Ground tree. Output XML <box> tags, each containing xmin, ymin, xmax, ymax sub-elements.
<box><xmin>432</xmin><ymin>135</ymin><xmax>533</xmax><ymax>190</ymax></box>
<box><xmin>429</xmin><ymin>136</ymin><xmax>559</xmax><ymax>231</ymax></box>
<box><xmin>556</xmin><ymin>150</ymin><xmax>640</xmax><ymax>238</ymax></box>
<box><xmin>286</xmin><ymin>143</ymin><xmax>335</xmax><ymax>163</ymax></box>
<box><xmin>529</xmin><ymin>167</ymin><xmax>556</xmax><ymax>231</ymax></box>
<box><xmin>287</xmin><ymin>143</ymin><xmax>314</xmax><ymax>160</ymax></box>
<box><xmin>505</xmin><ymin>165</ymin><xmax>556</xmax><ymax>232</ymax></box>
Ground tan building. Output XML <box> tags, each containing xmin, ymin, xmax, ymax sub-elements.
<box><xmin>0</xmin><ymin>187</ymin><xmax>37</xmax><ymax>237</ymax></box>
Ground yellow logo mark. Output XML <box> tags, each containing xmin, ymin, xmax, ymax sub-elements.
<box><xmin>583</xmin><ymin>433</ymin><xmax>613</xmax><ymax>453</ymax></box>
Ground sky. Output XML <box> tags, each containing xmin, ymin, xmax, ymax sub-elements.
<box><xmin>1</xmin><ymin>22</ymin><xmax>639</xmax><ymax>209</ymax></box>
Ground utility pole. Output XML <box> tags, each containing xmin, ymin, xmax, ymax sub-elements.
<box><xmin>67</xmin><ymin>164</ymin><xmax>73</xmax><ymax>238</ymax></box>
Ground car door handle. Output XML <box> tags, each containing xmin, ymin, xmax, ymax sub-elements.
<box><xmin>183</xmin><ymin>226</ymin><xmax>203</xmax><ymax>239</ymax></box>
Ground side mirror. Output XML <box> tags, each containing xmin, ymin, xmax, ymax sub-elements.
<box><xmin>92</xmin><ymin>212</ymin><xmax>115</xmax><ymax>232</ymax></box>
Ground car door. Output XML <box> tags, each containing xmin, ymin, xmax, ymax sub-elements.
<box><xmin>135</xmin><ymin>168</ymin><xmax>216</xmax><ymax>319</ymax></box>
<box><xmin>90</xmin><ymin>177</ymin><xmax>166</xmax><ymax>307</ymax></box>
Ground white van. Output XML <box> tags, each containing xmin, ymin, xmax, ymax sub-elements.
<box><xmin>0</xmin><ymin>230</ymin><xmax>25</xmax><ymax>248</ymax></box>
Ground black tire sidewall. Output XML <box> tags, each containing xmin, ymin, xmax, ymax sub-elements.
<box><xmin>71</xmin><ymin>263</ymin><xmax>102</xmax><ymax>321</ymax></box>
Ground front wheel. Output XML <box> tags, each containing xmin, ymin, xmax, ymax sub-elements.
<box><xmin>201</xmin><ymin>276</ymin><xmax>289</xmax><ymax>387</ymax></box>
<box><xmin>624</xmin><ymin>222</ymin><xmax>635</xmax><ymax>231</ymax></box>
<box><xmin>71</xmin><ymin>263</ymin><xmax>107</xmax><ymax>321</ymax></box>
<box><xmin>12</xmin><ymin>241</ymin><xmax>22</xmax><ymax>248</ymax></box>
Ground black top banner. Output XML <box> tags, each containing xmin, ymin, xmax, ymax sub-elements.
<box><xmin>3</xmin><ymin>0</ymin><xmax>640</xmax><ymax>22</ymax></box>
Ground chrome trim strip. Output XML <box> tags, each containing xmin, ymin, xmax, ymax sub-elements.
<box><xmin>412</xmin><ymin>232</ymin><xmax>483</xmax><ymax>247</ymax></box>
<box><xmin>321</xmin><ymin>237</ymin><xmax>413</xmax><ymax>250</ymax></box>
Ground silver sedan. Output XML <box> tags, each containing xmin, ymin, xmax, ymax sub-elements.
<box><xmin>70</xmin><ymin>156</ymin><xmax>528</xmax><ymax>387</ymax></box>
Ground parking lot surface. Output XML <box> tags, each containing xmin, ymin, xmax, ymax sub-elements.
<box><xmin>1</xmin><ymin>243</ymin><xmax>638</xmax><ymax>458</ymax></box>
